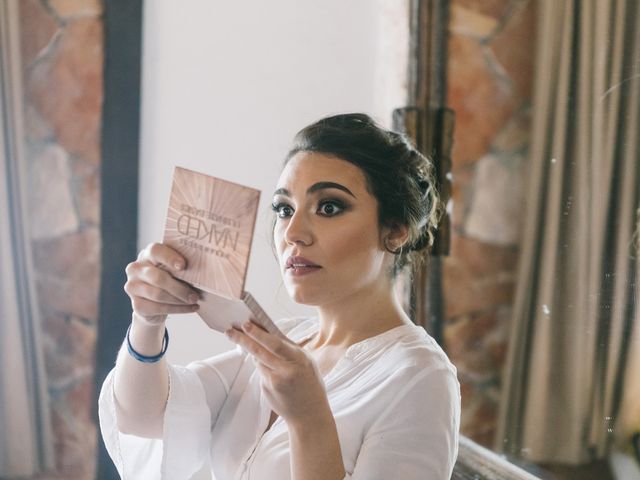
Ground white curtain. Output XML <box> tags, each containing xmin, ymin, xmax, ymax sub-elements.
<box><xmin>496</xmin><ymin>0</ymin><xmax>640</xmax><ymax>465</ymax></box>
<box><xmin>0</xmin><ymin>0</ymin><xmax>54</xmax><ymax>475</ymax></box>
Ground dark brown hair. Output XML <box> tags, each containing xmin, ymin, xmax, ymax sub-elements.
<box><xmin>271</xmin><ymin>113</ymin><xmax>442</xmax><ymax>278</ymax></box>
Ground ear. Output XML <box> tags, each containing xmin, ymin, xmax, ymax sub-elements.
<box><xmin>381</xmin><ymin>221</ymin><xmax>410</xmax><ymax>252</ymax></box>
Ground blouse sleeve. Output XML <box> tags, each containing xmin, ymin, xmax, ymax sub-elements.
<box><xmin>97</xmin><ymin>346</ymin><xmax>246</xmax><ymax>480</ymax></box>
<box><xmin>345</xmin><ymin>366</ymin><xmax>461</xmax><ymax>480</ymax></box>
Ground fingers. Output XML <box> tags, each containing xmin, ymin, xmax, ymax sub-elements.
<box><xmin>125</xmin><ymin>242</ymin><xmax>201</xmax><ymax>320</ymax></box>
<box><xmin>124</xmin><ymin>278</ymin><xmax>195</xmax><ymax>305</ymax></box>
<box><xmin>226</xmin><ymin>326</ymin><xmax>283</xmax><ymax>370</ymax></box>
<box><xmin>125</xmin><ymin>263</ymin><xmax>199</xmax><ymax>304</ymax></box>
<box><xmin>227</xmin><ymin>322</ymin><xmax>299</xmax><ymax>367</ymax></box>
<box><xmin>240</xmin><ymin>321</ymin><xmax>296</xmax><ymax>358</ymax></box>
<box><xmin>137</xmin><ymin>242</ymin><xmax>187</xmax><ymax>273</ymax></box>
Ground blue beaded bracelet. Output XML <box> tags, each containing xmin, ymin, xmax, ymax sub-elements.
<box><xmin>126</xmin><ymin>324</ymin><xmax>169</xmax><ymax>363</ymax></box>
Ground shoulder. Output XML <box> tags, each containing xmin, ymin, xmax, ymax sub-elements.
<box><xmin>349</xmin><ymin>324</ymin><xmax>460</xmax><ymax>413</ymax></box>
<box><xmin>383</xmin><ymin>325</ymin><xmax>459</xmax><ymax>379</ymax></box>
<box><xmin>395</xmin><ymin>329</ymin><xmax>460</xmax><ymax>418</ymax></box>
<box><xmin>370</xmin><ymin>326</ymin><xmax>461</xmax><ymax>413</ymax></box>
<box><xmin>371</xmin><ymin>329</ymin><xmax>461</xmax><ymax>427</ymax></box>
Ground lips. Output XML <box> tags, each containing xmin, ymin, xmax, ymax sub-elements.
<box><xmin>285</xmin><ymin>255</ymin><xmax>321</xmax><ymax>269</ymax></box>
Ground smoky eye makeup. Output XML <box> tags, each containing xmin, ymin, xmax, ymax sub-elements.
<box><xmin>316</xmin><ymin>197</ymin><xmax>349</xmax><ymax>216</ymax></box>
<box><xmin>270</xmin><ymin>195</ymin><xmax>351</xmax><ymax>218</ymax></box>
<box><xmin>270</xmin><ymin>201</ymin><xmax>292</xmax><ymax>217</ymax></box>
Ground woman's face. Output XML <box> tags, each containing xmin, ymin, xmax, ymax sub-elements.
<box><xmin>272</xmin><ymin>151</ymin><xmax>393</xmax><ymax>306</ymax></box>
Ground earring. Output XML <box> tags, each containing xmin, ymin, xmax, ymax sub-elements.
<box><xmin>384</xmin><ymin>237</ymin><xmax>401</xmax><ymax>254</ymax></box>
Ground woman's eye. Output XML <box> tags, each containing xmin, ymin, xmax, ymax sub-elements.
<box><xmin>271</xmin><ymin>199</ymin><xmax>345</xmax><ymax>219</ymax></box>
<box><xmin>271</xmin><ymin>202</ymin><xmax>294</xmax><ymax>218</ymax></box>
<box><xmin>318</xmin><ymin>200</ymin><xmax>344</xmax><ymax>216</ymax></box>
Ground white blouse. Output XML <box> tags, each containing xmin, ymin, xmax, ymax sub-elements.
<box><xmin>98</xmin><ymin>316</ymin><xmax>461</xmax><ymax>480</ymax></box>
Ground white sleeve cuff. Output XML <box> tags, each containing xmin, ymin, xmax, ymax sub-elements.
<box><xmin>98</xmin><ymin>364</ymin><xmax>211</xmax><ymax>479</ymax></box>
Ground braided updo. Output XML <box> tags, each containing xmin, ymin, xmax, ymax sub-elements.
<box><xmin>273</xmin><ymin>113</ymin><xmax>442</xmax><ymax>278</ymax></box>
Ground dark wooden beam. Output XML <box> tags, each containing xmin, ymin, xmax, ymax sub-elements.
<box><xmin>93</xmin><ymin>1</ymin><xmax>143</xmax><ymax>478</ymax></box>
<box><xmin>394</xmin><ymin>0</ymin><xmax>453</xmax><ymax>348</ymax></box>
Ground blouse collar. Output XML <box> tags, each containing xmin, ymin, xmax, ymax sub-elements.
<box><xmin>291</xmin><ymin>317</ymin><xmax>425</xmax><ymax>360</ymax></box>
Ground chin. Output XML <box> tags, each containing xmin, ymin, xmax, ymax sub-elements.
<box><xmin>284</xmin><ymin>284</ymin><xmax>325</xmax><ymax>306</ymax></box>
<box><xmin>286</xmin><ymin>289</ymin><xmax>319</xmax><ymax>306</ymax></box>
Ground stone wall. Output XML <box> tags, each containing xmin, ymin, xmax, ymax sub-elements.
<box><xmin>444</xmin><ymin>0</ymin><xmax>536</xmax><ymax>447</ymax></box>
<box><xmin>19</xmin><ymin>1</ymin><xmax>104</xmax><ymax>478</ymax></box>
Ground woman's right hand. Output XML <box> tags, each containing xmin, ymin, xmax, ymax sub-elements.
<box><xmin>124</xmin><ymin>242</ymin><xmax>201</xmax><ymax>326</ymax></box>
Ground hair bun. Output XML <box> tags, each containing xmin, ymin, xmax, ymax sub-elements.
<box><xmin>410</xmin><ymin>228</ymin><xmax>432</xmax><ymax>252</ymax></box>
<box><xmin>324</xmin><ymin>113</ymin><xmax>373</xmax><ymax>129</ymax></box>
<box><xmin>417</xmin><ymin>178</ymin><xmax>430</xmax><ymax>194</ymax></box>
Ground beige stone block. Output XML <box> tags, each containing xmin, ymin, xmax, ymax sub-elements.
<box><xmin>490</xmin><ymin>0</ymin><xmax>537</xmax><ymax>100</ymax></box>
<box><xmin>27</xmin><ymin>18</ymin><xmax>104</xmax><ymax>165</ymax></box>
<box><xmin>445</xmin><ymin>307</ymin><xmax>510</xmax><ymax>382</ymax></box>
<box><xmin>450</xmin><ymin>4</ymin><xmax>498</xmax><ymax>39</ymax></box>
<box><xmin>48</xmin><ymin>0</ymin><xmax>103</xmax><ymax>19</ymax></box>
<box><xmin>73</xmin><ymin>162</ymin><xmax>101</xmax><ymax>226</ymax></box>
<box><xmin>454</xmin><ymin>0</ymin><xmax>512</xmax><ymax>20</ymax></box>
<box><xmin>493</xmin><ymin>105</ymin><xmax>531</xmax><ymax>152</ymax></box>
<box><xmin>444</xmin><ymin>259</ymin><xmax>516</xmax><ymax>318</ymax></box>
<box><xmin>461</xmin><ymin>393</ymin><xmax>498</xmax><ymax>448</ymax></box>
<box><xmin>450</xmin><ymin>234</ymin><xmax>518</xmax><ymax>276</ymax></box>
<box><xmin>25</xmin><ymin>101</ymin><xmax>55</xmax><ymax>141</ymax></box>
<box><xmin>443</xmin><ymin>235</ymin><xmax>518</xmax><ymax>318</ymax></box>
<box><xmin>33</xmin><ymin>228</ymin><xmax>101</xmax><ymax>321</ymax></box>
<box><xmin>450</xmin><ymin>164</ymin><xmax>474</xmax><ymax>229</ymax></box>
<box><xmin>465</xmin><ymin>152</ymin><xmax>526</xmax><ymax>245</ymax></box>
<box><xmin>27</xmin><ymin>143</ymin><xmax>79</xmax><ymax>240</ymax></box>
<box><xmin>447</xmin><ymin>34</ymin><xmax>519</xmax><ymax>165</ymax></box>
<box><xmin>50</xmin><ymin>378</ymin><xmax>97</xmax><ymax>478</ymax></box>
<box><xmin>19</xmin><ymin>0</ymin><xmax>59</xmax><ymax>68</ymax></box>
<box><xmin>43</xmin><ymin>314</ymin><xmax>96</xmax><ymax>386</ymax></box>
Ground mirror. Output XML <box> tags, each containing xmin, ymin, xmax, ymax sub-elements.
<box><xmin>2</xmin><ymin>0</ymin><xmax>638</xmax><ymax>479</ymax></box>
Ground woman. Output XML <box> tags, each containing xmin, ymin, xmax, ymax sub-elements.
<box><xmin>99</xmin><ymin>113</ymin><xmax>461</xmax><ymax>479</ymax></box>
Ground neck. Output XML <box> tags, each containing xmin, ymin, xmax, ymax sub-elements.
<box><xmin>308</xmin><ymin>277</ymin><xmax>412</xmax><ymax>351</ymax></box>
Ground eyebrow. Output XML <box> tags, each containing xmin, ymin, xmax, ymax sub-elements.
<box><xmin>273</xmin><ymin>181</ymin><xmax>357</xmax><ymax>199</ymax></box>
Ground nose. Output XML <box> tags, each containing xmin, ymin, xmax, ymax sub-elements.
<box><xmin>283</xmin><ymin>209</ymin><xmax>313</xmax><ymax>246</ymax></box>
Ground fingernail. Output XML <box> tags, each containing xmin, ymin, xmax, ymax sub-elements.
<box><xmin>242</xmin><ymin>322</ymin><xmax>252</xmax><ymax>331</ymax></box>
<box><xmin>192</xmin><ymin>304</ymin><xmax>199</xmax><ymax>311</ymax></box>
<box><xmin>174</xmin><ymin>262</ymin><xmax>183</xmax><ymax>270</ymax></box>
<box><xmin>188</xmin><ymin>294</ymin><xmax>199</xmax><ymax>303</ymax></box>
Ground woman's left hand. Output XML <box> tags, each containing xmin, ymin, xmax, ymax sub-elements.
<box><xmin>225</xmin><ymin>321</ymin><xmax>330</xmax><ymax>428</ymax></box>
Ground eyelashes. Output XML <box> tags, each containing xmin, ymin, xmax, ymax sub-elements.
<box><xmin>270</xmin><ymin>198</ymin><xmax>347</xmax><ymax>219</ymax></box>
<box><xmin>270</xmin><ymin>202</ymin><xmax>293</xmax><ymax>218</ymax></box>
